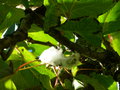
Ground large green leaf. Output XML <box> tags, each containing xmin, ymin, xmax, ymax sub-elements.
<box><xmin>0</xmin><ymin>58</ymin><xmax>12</xmax><ymax>79</ymax></box>
<box><xmin>98</xmin><ymin>2</ymin><xmax>120</xmax><ymax>34</ymax></box>
<box><xmin>91</xmin><ymin>73</ymin><xmax>116</xmax><ymax>89</ymax></box>
<box><xmin>44</xmin><ymin>4</ymin><xmax>61</xmax><ymax>31</ymax></box>
<box><xmin>57</xmin><ymin>0</ymin><xmax>114</xmax><ymax>19</ymax></box>
<box><xmin>0</xmin><ymin>4</ymin><xmax>10</xmax><ymax>25</ymax></box>
<box><xmin>0</xmin><ymin>0</ymin><xmax>22</xmax><ymax>6</ymax></box>
<box><xmin>12</xmin><ymin>70</ymin><xmax>43</xmax><ymax>89</ymax></box>
<box><xmin>57</xmin><ymin>17</ymin><xmax>102</xmax><ymax>46</ymax></box>
<box><xmin>75</xmin><ymin>74</ymin><xmax>106</xmax><ymax>90</ymax></box>
<box><xmin>16</xmin><ymin>47</ymin><xmax>55</xmax><ymax>89</ymax></box>
<box><xmin>18</xmin><ymin>47</ymin><xmax>55</xmax><ymax>79</ymax></box>
<box><xmin>0</xmin><ymin>8</ymin><xmax>24</xmax><ymax>31</ymax></box>
<box><xmin>6</xmin><ymin>47</ymin><xmax>55</xmax><ymax>89</ymax></box>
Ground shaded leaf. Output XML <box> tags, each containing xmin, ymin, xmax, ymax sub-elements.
<box><xmin>0</xmin><ymin>4</ymin><xmax>10</xmax><ymax>25</ymax></box>
<box><xmin>91</xmin><ymin>73</ymin><xmax>115</xmax><ymax>89</ymax></box>
<box><xmin>0</xmin><ymin>58</ymin><xmax>12</xmax><ymax>79</ymax></box>
<box><xmin>44</xmin><ymin>4</ymin><xmax>61</xmax><ymax>31</ymax></box>
<box><xmin>64</xmin><ymin>79</ymin><xmax>74</xmax><ymax>90</ymax></box>
<box><xmin>29</xmin><ymin>0</ymin><xmax>43</xmax><ymax>6</ymax></box>
<box><xmin>57</xmin><ymin>0</ymin><xmax>114</xmax><ymax>19</ymax></box>
<box><xmin>12</xmin><ymin>70</ymin><xmax>42</xmax><ymax>89</ymax></box>
<box><xmin>1</xmin><ymin>24</ymin><xmax>18</xmax><ymax>38</ymax></box>
<box><xmin>0</xmin><ymin>8</ymin><xmax>24</xmax><ymax>31</ymax></box>
<box><xmin>21</xmin><ymin>0</ymin><xmax>29</xmax><ymax>8</ymax></box>
<box><xmin>0</xmin><ymin>0</ymin><xmax>22</xmax><ymax>7</ymax></box>
<box><xmin>57</xmin><ymin>17</ymin><xmax>102</xmax><ymax>46</ymax></box>
<box><xmin>75</xmin><ymin>74</ymin><xmax>106</xmax><ymax>90</ymax></box>
<box><xmin>39</xmin><ymin>74</ymin><xmax>54</xmax><ymax>90</ymax></box>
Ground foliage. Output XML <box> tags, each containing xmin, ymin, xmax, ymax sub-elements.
<box><xmin>0</xmin><ymin>0</ymin><xmax>120</xmax><ymax>90</ymax></box>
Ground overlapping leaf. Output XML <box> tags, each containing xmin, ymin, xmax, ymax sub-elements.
<box><xmin>57</xmin><ymin>17</ymin><xmax>102</xmax><ymax>46</ymax></box>
<box><xmin>0</xmin><ymin>4</ymin><xmax>10</xmax><ymax>25</ymax></box>
<box><xmin>98</xmin><ymin>2</ymin><xmax>120</xmax><ymax>34</ymax></box>
<box><xmin>44</xmin><ymin>4</ymin><xmax>61</xmax><ymax>31</ymax></box>
<box><xmin>75</xmin><ymin>74</ymin><xmax>106</xmax><ymax>90</ymax></box>
<box><xmin>0</xmin><ymin>8</ymin><xmax>24</xmax><ymax>31</ymax></box>
<box><xmin>0</xmin><ymin>58</ymin><xmax>12</xmax><ymax>79</ymax></box>
<box><xmin>57</xmin><ymin>0</ymin><xmax>114</xmax><ymax>19</ymax></box>
<box><xmin>0</xmin><ymin>0</ymin><xmax>22</xmax><ymax>6</ymax></box>
<box><xmin>28</xmin><ymin>31</ymin><xmax>57</xmax><ymax>56</ymax></box>
<box><xmin>29</xmin><ymin>0</ymin><xmax>43</xmax><ymax>6</ymax></box>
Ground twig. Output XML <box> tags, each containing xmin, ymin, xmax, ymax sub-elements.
<box><xmin>27</xmin><ymin>37</ymin><xmax>56</xmax><ymax>47</ymax></box>
<box><xmin>15</xmin><ymin>59</ymin><xmax>40</xmax><ymax>72</ymax></box>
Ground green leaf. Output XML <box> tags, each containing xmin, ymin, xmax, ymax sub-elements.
<box><xmin>38</xmin><ymin>74</ymin><xmax>54</xmax><ymax>90</ymax></box>
<box><xmin>12</xmin><ymin>70</ymin><xmax>43</xmax><ymax>89</ymax></box>
<box><xmin>44</xmin><ymin>4</ymin><xmax>61</xmax><ymax>31</ymax></box>
<box><xmin>75</xmin><ymin>74</ymin><xmax>106</xmax><ymax>90</ymax></box>
<box><xmin>0</xmin><ymin>0</ymin><xmax>22</xmax><ymax>6</ymax></box>
<box><xmin>57</xmin><ymin>17</ymin><xmax>102</xmax><ymax>46</ymax></box>
<box><xmin>18</xmin><ymin>47</ymin><xmax>36</xmax><ymax>61</ymax></box>
<box><xmin>91</xmin><ymin>73</ymin><xmax>115</xmax><ymax>89</ymax></box>
<box><xmin>0</xmin><ymin>79</ymin><xmax>16</xmax><ymax>90</ymax></box>
<box><xmin>108</xmin><ymin>82</ymin><xmax>118</xmax><ymax>90</ymax></box>
<box><xmin>0</xmin><ymin>8</ymin><xmax>24</xmax><ymax>31</ymax></box>
<box><xmin>0</xmin><ymin>58</ymin><xmax>12</xmax><ymax>79</ymax></box>
<box><xmin>28</xmin><ymin>31</ymin><xmax>57</xmax><ymax>56</ymax></box>
<box><xmin>64</xmin><ymin>79</ymin><xmax>74</xmax><ymax>90</ymax></box>
<box><xmin>110</xmin><ymin>32</ymin><xmax>120</xmax><ymax>55</ymax></box>
<box><xmin>2</xmin><ymin>24</ymin><xmax>18</xmax><ymax>38</ymax></box>
<box><xmin>29</xmin><ymin>0</ymin><xmax>43</xmax><ymax>6</ymax></box>
<box><xmin>57</xmin><ymin>0</ymin><xmax>114</xmax><ymax>19</ymax></box>
<box><xmin>29</xmin><ymin>24</ymin><xmax>42</xmax><ymax>32</ymax></box>
<box><xmin>18</xmin><ymin>47</ymin><xmax>55</xmax><ymax>79</ymax></box>
<box><xmin>22</xmin><ymin>0</ymin><xmax>29</xmax><ymax>8</ymax></box>
<box><xmin>9</xmin><ymin>50</ymin><xmax>55</xmax><ymax>89</ymax></box>
<box><xmin>0</xmin><ymin>4</ymin><xmax>10</xmax><ymax>25</ymax></box>
<box><xmin>98</xmin><ymin>2</ymin><xmax>120</xmax><ymax>34</ymax></box>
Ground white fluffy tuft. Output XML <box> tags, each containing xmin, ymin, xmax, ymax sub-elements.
<box><xmin>39</xmin><ymin>46</ymin><xmax>80</xmax><ymax>68</ymax></box>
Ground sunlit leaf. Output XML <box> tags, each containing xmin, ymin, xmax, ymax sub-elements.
<box><xmin>17</xmin><ymin>47</ymin><xmax>55</xmax><ymax>79</ymax></box>
<box><xmin>28</xmin><ymin>31</ymin><xmax>57</xmax><ymax>56</ymax></box>
<box><xmin>98</xmin><ymin>2</ymin><xmax>120</xmax><ymax>34</ymax></box>
<box><xmin>108</xmin><ymin>82</ymin><xmax>118</xmax><ymax>90</ymax></box>
<box><xmin>110</xmin><ymin>32</ymin><xmax>120</xmax><ymax>55</ymax></box>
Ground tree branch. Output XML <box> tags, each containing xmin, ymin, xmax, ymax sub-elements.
<box><xmin>27</xmin><ymin>37</ymin><xmax>56</xmax><ymax>47</ymax></box>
